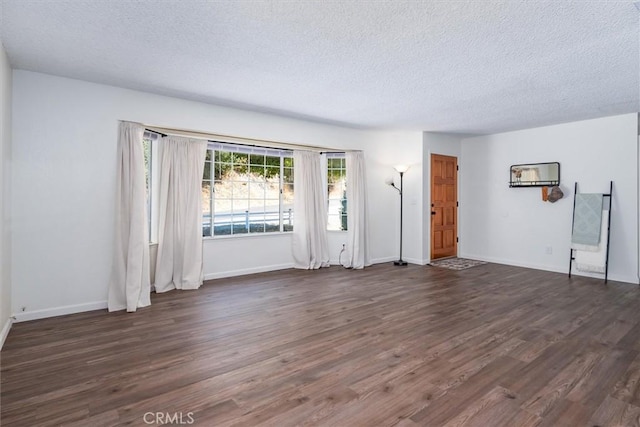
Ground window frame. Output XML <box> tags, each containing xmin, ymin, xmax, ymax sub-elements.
<box><xmin>326</xmin><ymin>152</ymin><xmax>347</xmax><ymax>232</ymax></box>
<box><xmin>143</xmin><ymin>131</ymin><xmax>160</xmax><ymax>244</ymax></box>
<box><xmin>203</xmin><ymin>142</ymin><xmax>294</xmax><ymax>238</ymax></box>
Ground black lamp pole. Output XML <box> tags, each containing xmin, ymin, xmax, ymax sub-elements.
<box><xmin>393</xmin><ymin>170</ymin><xmax>407</xmax><ymax>266</ymax></box>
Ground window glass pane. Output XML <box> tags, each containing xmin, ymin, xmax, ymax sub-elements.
<box><xmin>327</xmin><ymin>155</ymin><xmax>347</xmax><ymax>231</ymax></box>
<box><xmin>203</xmin><ymin>162</ymin><xmax>211</xmax><ymax>180</ymax></box>
<box><xmin>249</xmin><ymin>199</ymin><xmax>265</xmax><ymax>210</ymax></box>
<box><xmin>202</xmin><ymin>208</ymin><xmax>212</xmax><ymax>237</ymax></box>
<box><xmin>283</xmin><ymin>157</ymin><xmax>293</xmax><ymax>168</ymax></box>
<box><xmin>283</xmin><ymin>167</ymin><xmax>294</xmax><ymax>183</ymax></box>
<box><xmin>281</xmin><ymin>169</ymin><xmax>293</xmax><ymax>230</ymax></box>
<box><xmin>231</xmin><ymin>200</ymin><xmax>249</xmax><ymax>234</ymax></box>
<box><xmin>219</xmin><ymin>162</ymin><xmax>232</xmax><ymax>179</ymax></box>
<box><xmin>217</xmin><ymin>150</ymin><xmax>231</xmax><ymax>163</ymax></box>
<box><xmin>251</xmin><ymin>183</ymin><xmax>266</xmax><ymax>199</ymax></box>
<box><xmin>214</xmin><ymin>162</ymin><xmax>223</xmax><ymax>180</ymax></box>
<box><xmin>232</xmin><ymin>199</ymin><xmax>249</xmax><ymax>214</ymax></box>
<box><xmin>232</xmin><ymin>221</ymin><xmax>248</xmax><ymax>234</ymax></box>
<box><xmin>143</xmin><ymin>137</ymin><xmax>153</xmax><ymax>241</ymax></box>
<box><xmin>250</xmin><ymin>222</ymin><xmax>266</xmax><ymax>233</ymax></box>
<box><xmin>250</xmin><ymin>164</ymin><xmax>264</xmax><ymax>176</ymax></box>
<box><xmin>143</xmin><ymin>139</ymin><xmax>151</xmax><ymax>192</ymax></box>
<box><xmin>234</xmin><ymin>163</ymin><xmax>248</xmax><ymax>175</ymax></box>
<box><xmin>265</xmin><ymin>219</ymin><xmax>279</xmax><ymax>233</ymax></box>
<box><xmin>205</xmin><ymin>149</ymin><xmax>212</xmax><ymax>161</ymax></box>
<box><xmin>264</xmin><ymin>182</ymin><xmax>279</xmax><ymax>199</ymax></box>
<box><xmin>265</xmin><ymin>198</ymin><xmax>279</xmax><ymax>211</ymax></box>
<box><xmin>213</xmin><ymin>196</ymin><xmax>232</xmax><ymax>236</ymax></box>
<box><xmin>213</xmin><ymin>180</ymin><xmax>225</xmax><ymax>196</ymax></box>
<box><xmin>249</xmin><ymin>212</ymin><xmax>265</xmax><ymax>233</ymax></box>
<box><xmin>233</xmin><ymin>169</ymin><xmax>249</xmax><ymax>182</ymax></box>
<box><xmin>282</xmin><ymin>205</ymin><xmax>294</xmax><ymax>232</ymax></box>
<box><xmin>231</xmin><ymin>181</ymin><xmax>248</xmax><ymax>196</ymax></box>
<box><xmin>202</xmin><ymin>215</ymin><xmax>211</xmax><ymax>237</ymax></box>
<box><xmin>266</xmin><ymin>156</ymin><xmax>279</xmax><ymax>177</ymax></box>
<box><xmin>214</xmin><ymin>222</ymin><xmax>231</xmax><ymax>236</ymax></box>
<box><xmin>233</xmin><ymin>152</ymin><xmax>248</xmax><ymax>165</ymax></box>
<box><xmin>202</xmin><ymin>182</ymin><xmax>211</xmax><ymax>213</ymax></box>
<box><xmin>250</xmin><ymin>154</ymin><xmax>264</xmax><ymax>165</ymax></box>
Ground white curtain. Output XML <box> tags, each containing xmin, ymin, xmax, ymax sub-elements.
<box><xmin>108</xmin><ymin>121</ymin><xmax>151</xmax><ymax>312</ymax></box>
<box><xmin>345</xmin><ymin>151</ymin><xmax>371</xmax><ymax>269</ymax></box>
<box><xmin>292</xmin><ymin>150</ymin><xmax>330</xmax><ymax>269</ymax></box>
<box><xmin>154</xmin><ymin>136</ymin><xmax>208</xmax><ymax>292</ymax></box>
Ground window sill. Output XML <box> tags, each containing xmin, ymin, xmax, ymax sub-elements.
<box><xmin>203</xmin><ymin>232</ymin><xmax>293</xmax><ymax>241</ymax></box>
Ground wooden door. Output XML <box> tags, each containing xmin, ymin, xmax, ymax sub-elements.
<box><xmin>431</xmin><ymin>154</ymin><xmax>458</xmax><ymax>259</ymax></box>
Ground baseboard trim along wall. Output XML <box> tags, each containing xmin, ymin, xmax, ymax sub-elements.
<box><xmin>204</xmin><ymin>263</ymin><xmax>295</xmax><ymax>281</ymax></box>
<box><xmin>403</xmin><ymin>257</ymin><xmax>429</xmax><ymax>266</ymax></box>
<box><xmin>1</xmin><ymin>317</ymin><xmax>13</xmax><ymax>349</ymax></box>
<box><xmin>370</xmin><ymin>256</ymin><xmax>400</xmax><ymax>265</ymax></box>
<box><xmin>460</xmin><ymin>253</ymin><xmax>639</xmax><ymax>285</ymax></box>
<box><xmin>13</xmin><ymin>257</ymin><xmax>419</xmax><ymax>323</ymax></box>
<box><xmin>12</xmin><ymin>301</ymin><xmax>108</xmax><ymax>323</ymax></box>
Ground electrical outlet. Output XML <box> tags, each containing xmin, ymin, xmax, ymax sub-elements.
<box><xmin>545</xmin><ymin>246</ymin><xmax>553</xmax><ymax>255</ymax></box>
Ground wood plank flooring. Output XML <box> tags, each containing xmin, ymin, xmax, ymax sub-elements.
<box><xmin>2</xmin><ymin>263</ymin><xmax>640</xmax><ymax>426</ymax></box>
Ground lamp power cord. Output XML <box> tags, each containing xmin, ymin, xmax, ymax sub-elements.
<box><xmin>338</xmin><ymin>244</ymin><xmax>351</xmax><ymax>269</ymax></box>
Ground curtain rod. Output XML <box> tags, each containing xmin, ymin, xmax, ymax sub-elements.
<box><xmin>136</xmin><ymin>122</ymin><xmax>353</xmax><ymax>153</ymax></box>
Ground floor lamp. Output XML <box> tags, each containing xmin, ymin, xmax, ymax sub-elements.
<box><xmin>387</xmin><ymin>165</ymin><xmax>409</xmax><ymax>266</ymax></box>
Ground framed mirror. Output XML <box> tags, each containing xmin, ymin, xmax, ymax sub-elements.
<box><xmin>509</xmin><ymin>162</ymin><xmax>560</xmax><ymax>187</ymax></box>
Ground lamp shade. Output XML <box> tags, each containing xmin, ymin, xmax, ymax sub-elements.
<box><xmin>394</xmin><ymin>164</ymin><xmax>410</xmax><ymax>173</ymax></box>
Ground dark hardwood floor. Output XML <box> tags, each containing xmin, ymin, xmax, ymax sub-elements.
<box><xmin>2</xmin><ymin>263</ymin><xmax>640</xmax><ymax>426</ymax></box>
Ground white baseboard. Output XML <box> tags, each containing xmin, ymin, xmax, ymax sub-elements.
<box><xmin>403</xmin><ymin>257</ymin><xmax>429</xmax><ymax>266</ymax></box>
<box><xmin>204</xmin><ymin>263</ymin><xmax>294</xmax><ymax>281</ymax></box>
<box><xmin>370</xmin><ymin>256</ymin><xmax>398</xmax><ymax>265</ymax></box>
<box><xmin>26</xmin><ymin>255</ymin><xmax>617</xmax><ymax>326</ymax></box>
<box><xmin>12</xmin><ymin>301</ymin><xmax>108</xmax><ymax>323</ymax></box>
<box><xmin>460</xmin><ymin>252</ymin><xmax>639</xmax><ymax>285</ymax></box>
<box><xmin>1</xmin><ymin>317</ymin><xmax>13</xmax><ymax>350</ymax></box>
<box><xmin>459</xmin><ymin>253</ymin><xmax>564</xmax><ymax>274</ymax></box>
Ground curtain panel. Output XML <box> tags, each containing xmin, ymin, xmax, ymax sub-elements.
<box><xmin>154</xmin><ymin>136</ymin><xmax>208</xmax><ymax>292</ymax></box>
<box><xmin>292</xmin><ymin>150</ymin><xmax>330</xmax><ymax>269</ymax></box>
<box><xmin>345</xmin><ymin>151</ymin><xmax>371</xmax><ymax>269</ymax></box>
<box><xmin>108</xmin><ymin>121</ymin><xmax>151</xmax><ymax>312</ymax></box>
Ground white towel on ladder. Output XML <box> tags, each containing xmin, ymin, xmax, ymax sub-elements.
<box><xmin>575</xmin><ymin>210</ymin><xmax>609</xmax><ymax>273</ymax></box>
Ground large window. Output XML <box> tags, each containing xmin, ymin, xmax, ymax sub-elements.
<box><xmin>327</xmin><ymin>154</ymin><xmax>347</xmax><ymax>231</ymax></box>
<box><xmin>202</xmin><ymin>143</ymin><xmax>294</xmax><ymax>237</ymax></box>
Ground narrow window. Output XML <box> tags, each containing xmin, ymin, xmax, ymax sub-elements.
<box><xmin>327</xmin><ymin>154</ymin><xmax>347</xmax><ymax>231</ymax></box>
<box><xmin>143</xmin><ymin>131</ymin><xmax>160</xmax><ymax>242</ymax></box>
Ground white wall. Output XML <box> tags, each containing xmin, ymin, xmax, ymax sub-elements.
<box><xmin>422</xmin><ymin>132</ymin><xmax>463</xmax><ymax>262</ymax></box>
<box><xmin>460</xmin><ymin>114</ymin><xmax>639</xmax><ymax>284</ymax></box>
<box><xmin>0</xmin><ymin>42</ymin><xmax>12</xmax><ymax>346</ymax></box>
<box><xmin>11</xmin><ymin>71</ymin><xmax>422</xmax><ymax>319</ymax></box>
<box><xmin>346</xmin><ymin>131</ymin><xmax>424</xmax><ymax>265</ymax></box>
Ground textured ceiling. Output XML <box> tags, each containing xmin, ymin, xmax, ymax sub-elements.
<box><xmin>0</xmin><ymin>0</ymin><xmax>638</xmax><ymax>134</ymax></box>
